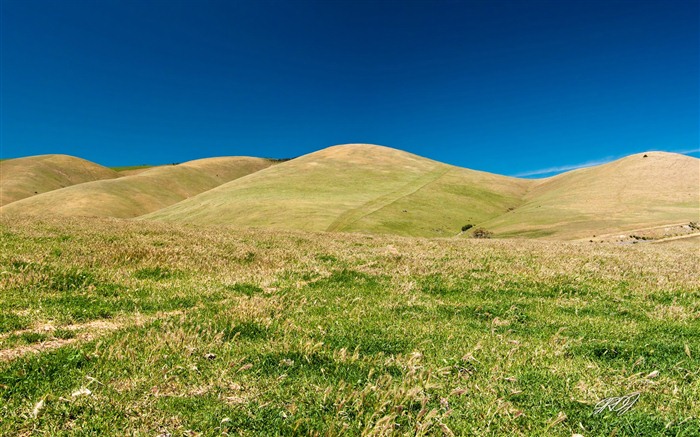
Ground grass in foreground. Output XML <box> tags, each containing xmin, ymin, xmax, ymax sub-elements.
<box><xmin>0</xmin><ymin>216</ymin><xmax>698</xmax><ymax>436</ymax></box>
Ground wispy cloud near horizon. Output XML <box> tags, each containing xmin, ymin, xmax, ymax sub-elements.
<box><xmin>673</xmin><ymin>147</ymin><xmax>700</xmax><ymax>154</ymax></box>
<box><xmin>513</xmin><ymin>147</ymin><xmax>700</xmax><ymax>178</ymax></box>
<box><xmin>512</xmin><ymin>157</ymin><xmax>615</xmax><ymax>178</ymax></box>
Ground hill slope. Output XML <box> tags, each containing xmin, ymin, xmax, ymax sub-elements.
<box><xmin>478</xmin><ymin>152</ymin><xmax>700</xmax><ymax>239</ymax></box>
<box><xmin>4</xmin><ymin>147</ymin><xmax>696</xmax><ymax>240</ymax></box>
<box><xmin>143</xmin><ymin>144</ymin><xmax>531</xmax><ymax>237</ymax></box>
<box><xmin>0</xmin><ymin>154</ymin><xmax>119</xmax><ymax>206</ymax></box>
<box><xmin>0</xmin><ymin>157</ymin><xmax>274</xmax><ymax>218</ymax></box>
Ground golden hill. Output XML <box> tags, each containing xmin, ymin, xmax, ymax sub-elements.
<box><xmin>0</xmin><ymin>154</ymin><xmax>119</xmax><ymax>206</ymax></box>
<box><xmin>0</xmin><ymin>157</ymin><xmax>274</xmax><ymax>218</ymax></box>
<box><xmin>142</xmin><ymin>144</ymin><xmax>531</xmax><ymax>237</ymax></box>
<box><xmin>479</xmin><ymin>151</ymin><xmax>700</xmax><ymax>239</ymax></box>
<box><xmin>3</xmin><ymin>146</ymin><xmax>697</xmax><ymax>240</ymax></box>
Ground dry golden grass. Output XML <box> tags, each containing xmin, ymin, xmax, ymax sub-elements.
<box><xmin>1</xmin><ymin>157</ymin><xmax>274</xmax><ymax>218</ymax></box>
<box><xmin>0</xmin><ymin>154</ymin><xmax>118</xmax><ymax>206</ymax></box>
<box><xmin>144</xmin><ymin>144</ymin><xmax>529</xmax><ymax>236</ymax></box>
<box><xmin>143</xmin><ymin>146</ymin><xmax>699</xmax><ymax>239</ymax></box>
<box><xmin>3</xmin><ymin>147</ymin><xmax>697</xmax><ymax>241</ymax></box>
<box><xmin>480</xmin><ymin>152</ymin><xmax>700</xmax><ymax>239</ymax></box>
<box><xmin>0</xmin><ymin>310</ymin><xmax>187</xmax><ymax>362</ymax></box>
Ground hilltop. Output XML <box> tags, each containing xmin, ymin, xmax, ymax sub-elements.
<box><xmin>0</xmin><ymin>154</ymin><xmax>119</xmax><ymax>206</ymax></box>
<box><xmin>142</xmin><ymin>144</ymin><xmax>530</xmax><ymax>236</ymax></box>
<box><xmin>2</xmin><ymin>145</ymin><xmax>698</xmax><ymax>240</ymax></box>
<box><xmin>1</xmin><ymin>157</ymin><xmax>274</xmax><ymax>218</ymax></box>
<box><xmin>481</xmin><ymin>151</ymin><xmax>700</xmax><ymax>239</ymax></box>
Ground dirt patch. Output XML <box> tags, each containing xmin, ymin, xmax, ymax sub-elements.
<box><xmin>0</xmin><ymin>310</ymin><xmax>183</xmax><ymax>362</ymax></box>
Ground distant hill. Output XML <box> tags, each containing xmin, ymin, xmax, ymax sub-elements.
<box><xmin>0</xmin><ymin>154</ymin><xmax>118</xmax><ymax>206</ymax></box>
<box><xmin>1</xmin><ymin>157</ymin><xmax>274</xmax><ymax>218</ymax></box>
<box><xmin>479</xmin><ymin>152</ymin><xmax>700</xmax><ymax>239</ymax></box>
<box><xmin>110</xmin><ymin>165</ymin><xmax>158</xmax><ymax>176</ymax></box>
<box><xmin>2</xmin><ymin>146</ymin><xmax>697</xmax><ymax>240</ymax></box>
<box><xmin>142</xmin><ymin>144</ymin><xmax>530</xmax><ymax>236</ymax></box>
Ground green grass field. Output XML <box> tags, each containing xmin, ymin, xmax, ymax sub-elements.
<box><xmin>1</xmin><ymin>216</ymin><xmax>698</xmax><ymax>436</ymax></box>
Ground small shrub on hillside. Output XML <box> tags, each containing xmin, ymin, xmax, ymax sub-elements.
<box><xmin>472</xmin><ymin>228</ymin><xmax>493</xmax><ymax>239</ymax></box>
<box><xmin>461</xmin><ymin>224</ymin><xmax>474</xmax><ymax>232</ymax></box>
<box><xmin>265</xmin><ymin>157</ymin><xmax>296</xmax><ymax>162</ymax></box>
<box><xmin>630</xmin><ymin>235</ymin><xmax>652</xmax><ymax>241</ymax></box>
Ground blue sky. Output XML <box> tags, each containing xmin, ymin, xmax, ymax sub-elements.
<box><xmin>2</xmin><ymin>0</ymin><xmax>698</xmax><ymax>177</ymax></box>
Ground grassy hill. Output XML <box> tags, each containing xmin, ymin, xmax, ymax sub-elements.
<box><xmin>0</xmin><ymin>157</ymin><xmax>274</xmax><ymax>218</ymax></box>
<box><xmin>110</xmin><ymin>164</ymin><xmax>158</xmax><ymax>176</ymax></box>
<box><xmin>3</xmin><ymin>146</ymin><xmax>697</xmax><ymax>239</ymax></box>
<box><xmin>143</xmin><ymin>144</ymin><xmax>531</xmax><ymax>237</ymax></box>
<box><xmin>478</xmin><ymin>152</ymin><xmax>700</xmax><ymax>239</ymax></box>
<box><xmin>0</xmin><ymin>154</ymin><xmax>119</xmax><ymax>206</ymax></box>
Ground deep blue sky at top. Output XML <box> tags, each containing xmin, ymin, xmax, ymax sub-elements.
<box><xmin>2</xmin><ymin>0</ymin><xmax>698</xmax><ymax>176</ymax></box>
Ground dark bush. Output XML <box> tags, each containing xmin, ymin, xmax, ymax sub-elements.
<box><xmin>461</xmin><ymin>224</ymin><xmax>474</xmax><ymax>232</ymax></box>
<box><xmin>472</xmin><ymin>228</ymin><xmax>493</xmax><ymax>239</ymax></box>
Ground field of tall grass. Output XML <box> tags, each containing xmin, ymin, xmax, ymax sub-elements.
<box><xmin>1</xmin><ymin>216</ymin><xmax>698</xmax><ymax>436</ymax></box>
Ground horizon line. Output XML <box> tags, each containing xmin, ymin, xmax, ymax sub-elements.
<box><xmin>512</xmin><ymin>147</ymin><xmax>700</xmax><ymax>178</ymax></box>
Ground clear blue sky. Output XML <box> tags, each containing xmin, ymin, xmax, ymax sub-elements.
<box><xmin>2</xmin><ymin>0</ymin><xmax>698</xmax><ymax>177</ymax></box>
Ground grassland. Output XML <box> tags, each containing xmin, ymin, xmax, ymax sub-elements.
<box><xmin>1</xmin><ymin>216</ymin><xmax>698</xmax><ymax>436</ymax></box>
<box><xmin>111</xmin><ymin>165</ymin><xmax>157</xmax><ymax>176</ymax></box>
<box><xmin>1</xmin><ymin>157</ymin><xmax>274</xmax><ymax>219</ymax></box>
<box><xmin>0</xmin><ymin>155</ymin><xmax>118</xmax><ymax>206</ymax></box>
<box><xmin>144</xmin><ymin>146</ymin><xmax>699</xmax><ymax>240</ymax></box>
<box><xmin>479</xmin><ymin>152</ymin><xmax>700</xmax><ymax>240</ymax></box>
<box><xmin>4</xmin><ymin>146</ymin><xmax>697</xmax><ymax>240</ymax></box>
<box><xmin>143</xmin><ymin>144</ymin><xmax>530</xmax><ymax>237</ymax></box>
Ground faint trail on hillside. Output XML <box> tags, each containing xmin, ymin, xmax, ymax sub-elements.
<box><xmin>326</xmin><ymin>167</ymin><xmax>451</xmax><ymax>232</ymax></box>
<box><xmin>651</xmin><ymin>232</ymin><xmax>700</xmax><ymax>244</ymax></box>
<box><xmin>0</xmin><ymin>310</ymin><xmax>184</xmax><ymax>362</ymax></box>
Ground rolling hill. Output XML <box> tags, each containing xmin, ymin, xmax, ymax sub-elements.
<box><xmin>0</xmin><ymin>157</ymin><xmax>274</xmax><ymax>218</ymax></box>
<box><xmin>2</xmin><ymin>145</ymin><xmax>697</xmax><ymax>239</ymax></box>
<box><xmin>0</xmin><ymin>154</ymin><xmax>119</xmax><ymax>206</ymax></box>
<box><xmin>480</xmin><ymin>151</ymin><xmax>700</xmax><ymax>239</ymax></box>
<box><xmin>142</xmin><ymin>144</ymin><xmax>531</xmax><ymax>236</ymax></box>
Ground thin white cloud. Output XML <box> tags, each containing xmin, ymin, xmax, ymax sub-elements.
<box><xmin>673</xmin><ymin>147</ymin><xmax>700</xmax><ymax>154</ymax></box>
<box><xmin>513</xmin><ymin>157</ymin><xmax>614</xmax><ymax>178</ymax></box>
<box><xmin>514</xmin><ymin>146</ymin><xmax>700</xmax><ymax>178</ymax></box>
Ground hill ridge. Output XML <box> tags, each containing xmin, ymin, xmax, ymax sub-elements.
<box><xmin>1</xmin><ymin>156</ymin><xmax>274</xmax><ymax>218</ymax></box>
<box><xmin>0</xmin><ymin>154</ymin><xmax>119</xmax><ymax>206</ymax></box>
<box><xmin>477</xmin><ymin>151</ymin><xmax>699</xmax><ymax>238</ymax></box>
<box><xmin>3</xmin><ymin>145</ymin><xmax>697</xmax><ymax>240</ymax></box>
<box><xmin>142</xmin><ymin>144</ymin><xmax>530</xmax><ymax>236</ymax></box>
